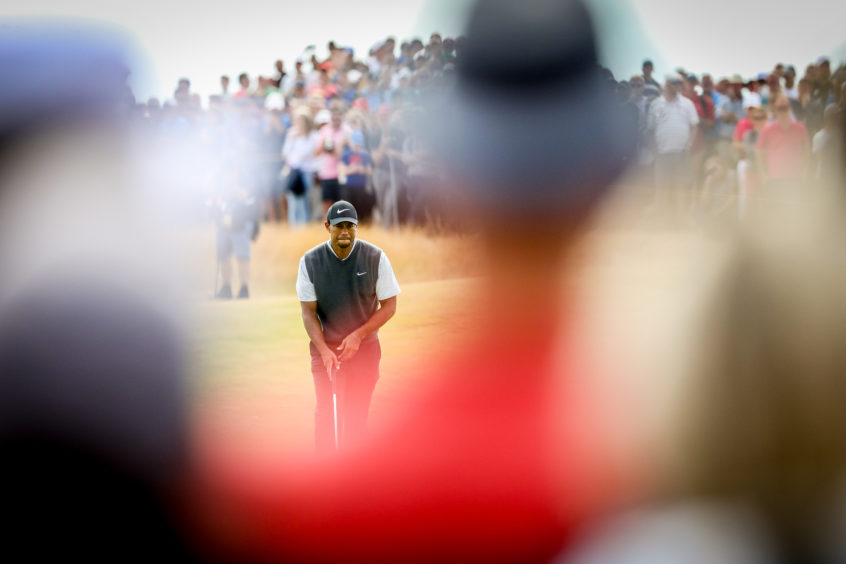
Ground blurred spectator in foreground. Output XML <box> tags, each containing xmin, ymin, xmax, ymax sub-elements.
<box><xmin>0</xmin><ymin>21</ymin><xmax>216</xmax><ymax>563</ymax></box>
<box><xmin>195</xmin><ymin>1</ymin><xmax>640</xmax><ymax>563</ymax></box>
<box><xmin>559</xmin><ymin>198</ymin><xmax>846</xmax><ymax>564</ymax></box>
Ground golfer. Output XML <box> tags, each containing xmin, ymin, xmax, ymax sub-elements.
<box><xmin>296</xmin><ymin>200</ymin><xmax>400</xmax><ymax>451</ymax></box>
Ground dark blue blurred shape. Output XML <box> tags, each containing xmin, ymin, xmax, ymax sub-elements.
<box><xmin>0</xmin><ymin>20</ymin><xmax>132</xmax><ymax>142</ymax></box>
<box><xmin>424</xmin><ymin>0</ymin><xmax>637</xmax><ymax>218</ymax></box>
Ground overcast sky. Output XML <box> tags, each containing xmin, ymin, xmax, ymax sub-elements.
<box><xmin>1</xmin><ymin>0</ymin><xmax>844</xmax><ymax>103</ymax></box>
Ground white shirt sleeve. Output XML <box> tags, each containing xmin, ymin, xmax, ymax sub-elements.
<box><xmin>376</xmin><ymin>252</ymin><xmax>401</xmax><ymax>300</ymax></box>
<box><xmin>296</xmin><ymin>256</ymin><xmax>317</xmax><ymax>301</ymax></box>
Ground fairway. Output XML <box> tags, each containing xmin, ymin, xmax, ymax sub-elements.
<box><xmin>188</xmin><ymin>222</ymin><xmax>485</xmax><ymax>457</ymax></box>
<box><xmin>186</xmin><ymin>203</ymin><xmax>721</xmax><ymax>462</ymax></box>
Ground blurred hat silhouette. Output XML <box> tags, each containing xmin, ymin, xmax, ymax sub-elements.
<box><xmin>0</xmin><ymin>21</ymin><xmax>132</xmax><ymax>143</ymax></box>
<box><xmin>425</xmin><ymin>0</ymin><xmax>636</xmax><ymax>217</ymax></box>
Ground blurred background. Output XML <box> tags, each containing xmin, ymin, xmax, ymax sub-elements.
<box><xmin>1</xmin><ymin>1</ymin><xmax>845</xmax><ymax>562</ymax></box>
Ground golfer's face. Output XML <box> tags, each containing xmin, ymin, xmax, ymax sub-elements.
<box><xmin>329</xmin><ymin>221</ymin><xmax>356</xmax><ymax>248</ymax></box>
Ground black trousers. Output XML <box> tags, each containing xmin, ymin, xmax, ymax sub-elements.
<box><xmin>310</xmin><ymin>339</ymin><xmax>381</xmax><ymax>453</ymax></box>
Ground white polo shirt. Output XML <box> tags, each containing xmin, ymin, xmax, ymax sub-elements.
<box><xmin>648</xmin><ymin>95</ymin><xmax>699</xmax><ymax>154</ymax></box>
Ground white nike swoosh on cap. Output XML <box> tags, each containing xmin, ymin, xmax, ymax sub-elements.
<box><xmin>336</xmin><ymin>208</ymin><xmax>352</xmax><ymax>214</ymax></box>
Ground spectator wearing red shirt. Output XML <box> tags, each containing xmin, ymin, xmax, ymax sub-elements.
<box><xmin>757</xmin><ymin>94</ymin><xmax>810</xmax><ymax>199</ymax></box>
<box><xmin>732</xmin><ymin>102</ymin><xmax>760</xmax><ymax>152</ymax></box>
<box><xmin>232</xmin><ymin>72</ymin><xmax>250</xmax><ymax>99</ymax></box>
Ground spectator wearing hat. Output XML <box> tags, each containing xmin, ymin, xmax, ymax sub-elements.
<box><xmin>368</xmin><ymin>40</ymin><xmax>385</xmax><ymax>80</ymax></box>
<box><xmin>648</xmin><ymin>73</ymin><xmax>699</xmax><ymax>212</ymax></box>
<box><xmin>732</xmin><ymin>100</ymin><xmax>764</xmax><ymax>155</ymax></box>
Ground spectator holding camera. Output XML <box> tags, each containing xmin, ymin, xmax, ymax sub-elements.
<box><xmin>314</xmin><ymin>99</ymin><xmax>349</xmax><ymax>218</ymax></box>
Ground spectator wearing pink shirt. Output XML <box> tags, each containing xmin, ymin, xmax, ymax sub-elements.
<box><xmin>314</xmin><ymin>99</ymin><xmax>349</xmax><ymax>217</ymax></box>
<box><xmin>757</xmin><ymin>94</ymin><xmax>810</xmax><ymax>200</ymax></box>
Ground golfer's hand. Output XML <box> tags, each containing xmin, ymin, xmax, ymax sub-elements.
<box><xmin>320</xmin><ymin>348</ymin><xmax>340</xmax><ymax>380</ymax></box>
<box><xmin>337</xmin><ymin>332</ymin><xmax>362</xmax><ymax>362</ymax></box>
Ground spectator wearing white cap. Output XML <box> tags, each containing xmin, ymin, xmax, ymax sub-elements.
<box><xmin>647</xmin><ymin>73</ymin><xmax>699</xmax><ymax>212</ymax></box>
<box><xmin>715</xmin><ymin>75</ymin><xmax>746</xmax><ymax>162</ymax></box>
<box><xmin>368</xmin><ymin>40</ymin><xmax>384</xmax><ymax>80</ymax></box>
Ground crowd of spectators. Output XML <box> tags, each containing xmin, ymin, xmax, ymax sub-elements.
<box><xmin>622</xmin><ymin>57</ymin><xmax>845</xmax><ymax>218</ymax></box>
<box><xmin>127</xmin><ymin>34</ymin><xmax>844</xmax><ymax>228</ymax></box>
<box><xmin>129</xmin><ymin>34</ymin><xmax>459</xmax><ymax>232</ymax></box>
<box><xmin>5</xmin><ymin>6</ymin><xmax>846</xmax><ymax>562</ymax></box>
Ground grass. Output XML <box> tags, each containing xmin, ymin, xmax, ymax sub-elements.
<box><xmin>186</xmin><ymin>222</ymin><xmax>485</xmax><ymax>455</ymax></box>
<box><xmin>185</xmin><ymin>201</ymin><xmax>722</xmax><ymax>459</ymax></box>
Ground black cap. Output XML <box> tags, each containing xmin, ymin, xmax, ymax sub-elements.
<box><xmin>327</xmin><ymin>200</ymin><xmax>358</xmax><ymax>225</ymax></box>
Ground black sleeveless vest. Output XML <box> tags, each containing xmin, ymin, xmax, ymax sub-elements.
<box><xmin>303</xmin><ymin>240</ymin><xmax>383</xmax><ymax>345</ymax></box>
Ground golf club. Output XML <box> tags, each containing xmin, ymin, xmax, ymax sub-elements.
<box><xmin>331</xmin><ymin>362</ymin><xmax>339</xmax><ymax>450</ymax></box>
